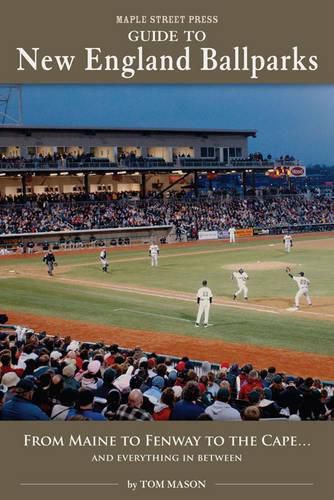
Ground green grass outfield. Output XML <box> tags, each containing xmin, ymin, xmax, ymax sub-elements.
<box><xmin>0</xmin><ymin>235</ymin><xmax>333</xmax><ymax>355</ymax></box>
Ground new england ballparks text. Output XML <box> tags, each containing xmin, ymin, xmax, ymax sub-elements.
<box><xmin>16</xmin><ymin>46</ymin><xmax>318</xmax><ymax>80</ymax></box>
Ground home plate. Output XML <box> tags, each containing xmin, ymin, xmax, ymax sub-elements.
<box><xmin>9</xmin><ymin>270</ymin><xmax>16</xmax><ymax>273</ymax></box>
<box><xmin>287</xmin><ymin>307</ymin><xmax>299</xmax><ymax>312</ymax></box>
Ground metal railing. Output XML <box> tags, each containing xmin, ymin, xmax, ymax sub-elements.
<box><xmin>1</xmin><ymin>325</ymin><xmax>333</xmax><ymax>386</ymax></box>
<box><xmin>0</xmin><ymin>158</ymin><xmax>303</xmax><ymax>172</ymax></box>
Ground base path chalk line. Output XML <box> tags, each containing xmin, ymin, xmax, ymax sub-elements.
<box><xmin>28</xmin><ymin>274</ymin><xmax>281</xmax><ymax>315</ymax></box>
<box><xmin>9</xmin><ymin>272</ymin><xmax>334</xmax><ymax>319</ymax></box>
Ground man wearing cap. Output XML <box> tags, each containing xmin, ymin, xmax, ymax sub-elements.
<box><xmin>232</xmin><ymin>268</ymin><xmax>249</xmax><ymax>301</ymax></box>
<box><xmin>42</xmin><ymin>249</ymin><xmax>57</xmax><ymax>276</ymax></box>
<box><xmin>1</xmin><ymin>372</ymin><xmax>20</xmax><ymax>402</ymax></box>
<box><xmin>195</xmin><ymin>280</ymin><xmax>213</xmax><ymax>327</ymax></box>
<box><xmin>1</xmin><ymin>378</ymin><xmax>49</xmax><ymax>420</ymax></box>
<box><xmin>205</xmin><ymin>388</ymin><xmax>241</xmax><ymax>421</ymax></box>
<box><xmin>100</xmin><ymin>247</ymin><xmax>109</xmax><ymax>273</ymax></box>
<box><xmin>286</xmin><ymin>269</ymin><xmax>312</xmax><ymax>310</ymax></box>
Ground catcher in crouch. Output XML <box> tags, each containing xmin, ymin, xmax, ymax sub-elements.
<box><xmin>286</xmin><ymin>266</ymin><xmax>312</xmax><ymax>309</ymax></box>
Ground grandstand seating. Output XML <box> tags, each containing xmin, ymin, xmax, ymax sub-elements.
<box><xmin>0</xmin><ymin>324</ymin><xmax>333</xmax><ymax>421</ymax></box>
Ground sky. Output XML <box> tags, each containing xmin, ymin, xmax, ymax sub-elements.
<box><xmin>6</xmin><ymin>85</ymin><xmax>334</xmax><ymax>164</ymax></box>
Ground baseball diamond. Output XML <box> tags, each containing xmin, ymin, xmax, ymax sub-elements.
<box><xmin>0</xmin><ymin>111</ymin><xmax>334</xmax><ymax>422</ymax></box>
<box><xmin>1</xmin><ymin>233</ymin><xmax>334</xmax><ymax>380</ymax></box>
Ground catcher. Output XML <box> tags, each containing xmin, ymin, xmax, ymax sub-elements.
<box><xmin>43</xmin><ymin>249</ymin><xmax>57</xmax><ymax>276</ymax></box>
<box><xmin>286</xmin><ymin>266</ymin><xmax>312</xmax><ymax>309</ymax></box>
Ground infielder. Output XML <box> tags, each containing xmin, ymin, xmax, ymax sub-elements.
<box><xmin>100</xmin><ymin>247</ymin><xmax>109</xmax><ymax>272</ymax></box>
<box><xmin>228</xmin><ymin>226</ymin><xmax>236</xmax><ymax>243</ymax></box>
<box><xmin>286</xmin><ymin>268</ymin><xmax>312</xmax><ymax>309</ymax></box>
<box><xmin>149</xmin><ymin>242</ymin><xmax>159</xmax><ymax>267</ymax></box>
<box><xmin>283</xmin><ymin>233</ymin><xmax>293</xmax><ymax>253</ymax></box>
<box><xmin>232</xmin><ymin>268</ymin><xmax>249</xmax><ymax>300</ymax></box>
<box><xmin>43</xmin><ymin>249</ymin><xmax>56</xmax><ymax>276</ymax></box>
<box><xmin>195</xmin><ymin>280</ymin><xmax>213</xmax><ymax>327</ymax></box>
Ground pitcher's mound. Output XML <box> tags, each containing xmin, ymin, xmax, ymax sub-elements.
<box><xmin>223</xmin><ymin>261</ymin><xmax>294</xmax><ymax>271</ymax></box>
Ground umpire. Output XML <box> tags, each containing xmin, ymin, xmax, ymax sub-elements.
<box><xmin>43</xmin><ymin>249</ymin><xmax>57</xmax><ymax>276</ymax></box>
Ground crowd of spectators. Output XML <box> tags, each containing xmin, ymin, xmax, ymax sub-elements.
<box><xmin>0</xmin><ymin>327</ymin><xmax>333</xmax><ymax>421</ymax></box>
<box><xmin>0</xmin><ymin>193</ymin><xmax>333</xmax><ymax>235</ymax></box>
<box><xmin>0</xmin><ymin>152</ymin><xmax>97</xmax><ymax>166</ymax></box>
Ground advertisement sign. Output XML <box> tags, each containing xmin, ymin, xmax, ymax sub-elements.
<box><xmin>198</xmin><ymin>230</ymin><xmax>218</xmax><ymax>240</ymax></box>
<box><xmin>289</xmin><ymin>165</ymin><xmax>306</xmax><ymax>177</ymax></box>
<box><xmin>235</xmin><ymin>228</ymin><xmax>254</xmax><ymax>238</ymax></box>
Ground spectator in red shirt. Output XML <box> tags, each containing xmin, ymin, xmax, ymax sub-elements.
<box><xmin>0</xmin><ymin>353</ymin><xmax>24</xmax><ymax>378</ymax></box>
<box><xmin>239</xmin><ymin>370</ymin><xmax>263</xmax><ymax>400</ymax></box>
<box><xmin>153</xmin><ymin>388</ymin><xmax>175</xmax><ymax>421</ymax></box>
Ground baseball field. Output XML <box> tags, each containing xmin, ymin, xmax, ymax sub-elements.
<box><xmin>0</xmin><ymin>233</ymin><xmax>334</xmax><ymax>379</ymax></box>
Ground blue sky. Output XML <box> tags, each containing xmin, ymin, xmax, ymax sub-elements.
<box><xmin>14</xmin><ymin>85</ymin><xmax>334</xmax><ymax>164</ymax></box>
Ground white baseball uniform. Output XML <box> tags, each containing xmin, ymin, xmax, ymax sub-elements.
<box><xmin>233</xmin><ymin>271</ymin><xmax>249</xmax><ymax>299</ymax></box>
<box><xmin>228</xmin><ymin>227</ymin><xmax>236</xmax><ymax>243</ymax></box>
<box><xmin>149</xmin><ymin>244</ymin><xmax>159</xmax><ymax>266</ymax></box>
<box><xmin>196</xmin><ymin>286</ymin><xmax>213</xmax><ymax>326</ymax></box>
<box><xmin>293</xmin><ymin>275</ymin><xmax>312</xmax><ymax>307</ymax></box>
<box><xmin>283</xmin><ymin>234</ymin><xmax>293</xmax><ymax>252</ymax></box>
<box><xmin>100</xmin><ymin>249</ymin><xmax>109</xmax><ymax>272</ymax></box>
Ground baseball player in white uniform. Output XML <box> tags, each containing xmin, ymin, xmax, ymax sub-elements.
<box><xmin>195</xmin><ymin>280</ymin><xmax>213</xmax><ymax>327</ymax></box>
<box><xmin>286</xmin><ymin>268</ymin><xmax>312</xmax><ymax>309</ymax></box>
<box><xmin>283</xmin><ymin>233</ymin><xmax>293</xmax><ymax>253</ymax></box>
<box><xmin>100</xmin><ymin>247</ymin><xmax>109</xmax><ymax>272</ymax></box>
<box><xmin>149</xmin><ymin>243</ymin><xmax>160</xmax><ymax>267</ymax></box>
<box><xmin>228</xmin><ymin>227</ymin><xmax>236</xmax><ymax>243</ymax></box>
<box><xmin>232</xmin><ymin>268</ymin><xmax>249</xmax><ymax>300</ymax></box>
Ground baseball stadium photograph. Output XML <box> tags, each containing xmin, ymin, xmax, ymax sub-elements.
<box><xmin>0</xmin><ymin>84</ymin><xmax>334</xmax><ymax>422</ymax></box>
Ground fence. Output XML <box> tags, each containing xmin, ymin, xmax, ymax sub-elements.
<box><xmin>1</xmin><ymin>325</ymin><xmax>333</xmax><ymax>386</ymax></box>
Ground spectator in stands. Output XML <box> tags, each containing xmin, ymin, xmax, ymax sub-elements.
<box><xmin>270</xmin><ymin>375</ymin><xmax>285</xmax><ymax>401</ymax></box>
<box><xmin>278</xmin><ymin>378</ymin><xmax>303</xmax><ymax>415</ymax></box>
<box><xmin>298</xmin><ymin>378</ymin><xmax>323</xmax><ymax>420</ymax></box>
<box><xmin>171</xmin><ymin>381</ymin><xmax>204</xmax><ymax>420</ymax></box>
<box><xmin>242</xmin><ymin>406</ymin><xmax>261</xmax><ymax>421</ymax></box>
<box><xmin>153</xmin><ymin>388</ymin><xmax>175</xmax><ymax>421</ymax></box>
<box><xmin>73</xmin><ymin>389</ymin><xmax>107</xmax><ymax>421</ymax></box>
<box><xmin>1</xmin><ymin>378</ymin><xmax>49</xmax><ymax>420</ymax></box>
<box><xmin>258</xmin><ymin>388</ymin><xmax>284</xmax><ymax>419</ymax></box>
<box><xmin>62</xmin><ymin>364</ymin><xmax>80</xmax><ymax>391</ymax></box>
<box><xmin>205</xmin><ymin>387</ymin><xmax>241</xmax><ymax>421</ymax></box>
<box><xmin>115</xmin><ymin>389</ymin><xmax>152</xmax><ymax>421</ymax></box>
<box><xmin>239</xmin><ymin>370</ymin><xmax>263</xmax><ymax>400</ymax></box>
<box><xmin>1</xmin><ymin>372</ymin><xmax>20</xmax><ymax>402</ymax></box>
<box><xmin>50</xmin><ymin>388</ymin><xmax>78</xmax><ymax>420</ymax></box>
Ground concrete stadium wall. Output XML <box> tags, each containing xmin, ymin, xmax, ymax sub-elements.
<box><xmin>0</xmin><ymin>225</ymin><xmax>173</xmax><ymax>252</ymax></box>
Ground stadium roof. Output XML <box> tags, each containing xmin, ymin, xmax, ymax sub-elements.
<box><xmin>0</xmin><ymin>125</ymin><xmax>257</xmax><ymax>137</ymax></box>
